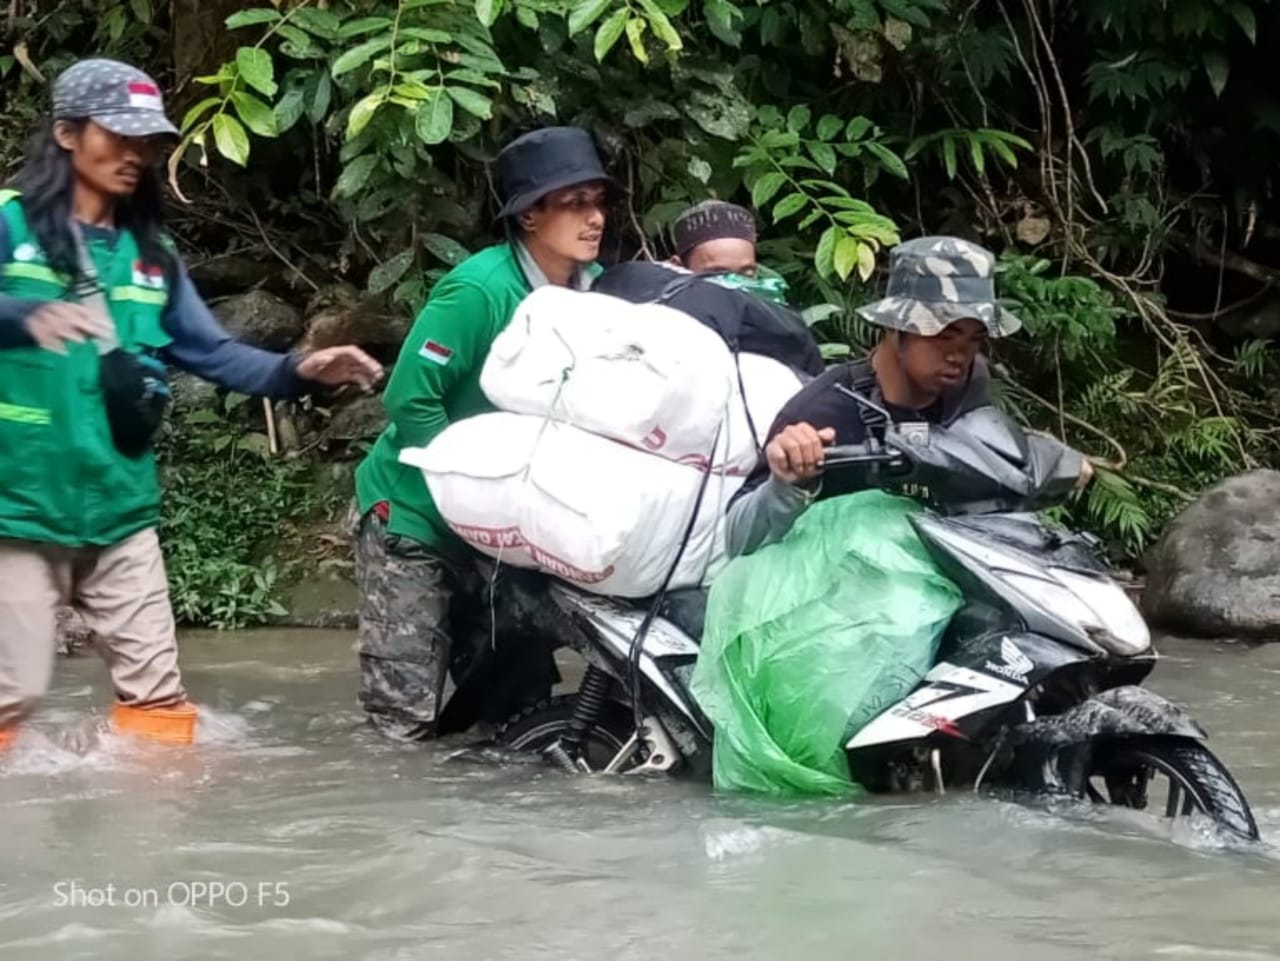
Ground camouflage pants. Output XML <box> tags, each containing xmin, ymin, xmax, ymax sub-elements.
<box><xmin>353</xmin><ymin>508</ymin><xmax>474</xmax><ymax>741</ymax></box>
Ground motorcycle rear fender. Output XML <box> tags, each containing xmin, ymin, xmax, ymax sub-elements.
<box><xmin>1011</xmin><ymin>685</ymin><xmax>1207</xmax><ymax>747</ymax></box>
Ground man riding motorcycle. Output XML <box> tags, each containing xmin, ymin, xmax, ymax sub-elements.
<box><xmin>725</xmin><ymin>235</ymin><xmax>1094</xmax><ymax>558</ymax></box>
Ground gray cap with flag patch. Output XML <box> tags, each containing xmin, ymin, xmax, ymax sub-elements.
<box><xmin>856</xmin><ymin>236</ymin><xmax>1022</xmax><ymax>338</ymax></box>
<box><xmin>52</xmin><ymin>59</ymin><xmax>179</xmax><ymax>138</ymax></box>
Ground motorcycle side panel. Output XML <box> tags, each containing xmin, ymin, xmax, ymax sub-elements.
<box><xmin>846</xmin><ymin>663</ymin><xmax>1024</xmax><ymax>749</ymax></box>
<box><xmin>846</xmin><ymin>632</ymin><xmax>1091</xmax><ymax>750</ymax></box>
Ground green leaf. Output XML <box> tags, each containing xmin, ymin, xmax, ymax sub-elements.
<box><xmin>815</xmin><ymin>225</ymin><xmax>840</xmax><ymax>278</ymax></box>
<box><xmin>211</xmin><ymin>113</ymin><xmax>250</xmax><ymax>167</ymax></box>
<box><xmin>968</xmin><ymin>135</ymin><xmax>985</xmax><ymax>174</ymax></box>
<box><xmin>569</xmin><ymin>0</ymin><xmax>613</xmax><ymax>36</ymax></box>
<box><xmin>808</xmin><ymin>141</ymin><xmax>837</xmax><ymax>175</ymax></box>
<box><xmin>236</xmin><ymin>47</ymin><xmax>277</xmax><ymax>98</ymax></box>
<box><xmin>225</xmin><ymin>8</ymin><xmax>280</xmax><ymax>29</ymax></box>
<box><xmin>833</xmin><ymin>236</ymin><xmax>859</xmax><ymax>281</ymax></box>
<box><xmin>942</xmin><ymin>136</ymin><xmax>958</xmax><ymax>179</ymax></box>
<box><xmin>346</xmin><ymin>90</ymin><xmax>386</xmax><ymax>139</ymax></box>
<box><xmin>273</xmin><ymin>87</ymin><xmax>306</xmax><ymax>132</ymax></box>
<box><xmin>864</xmin><ymin>141</ymin><xmax>908</xmax><ymax>179</ymax></box>
<box><xmin>751</xmin><ymin>171</ymin><xmax>787</xmax><ymax>207</ymax></box>
<box><xmin>688</xmin><ymin>156</ymin><xmax>712</xmax><ymax>183</ymax></box>
<box><xmin>332</xmin><ymin>37</ymin><xmax>392</xmax><ymax>76</ymax></box>
<box><xmin>594</xmin><ymin>9</ymin><xmax>628</xmax><ymax>60</ymax></box>
<box><xmin>446</xmin><ymin>68</ymin><xmax>503</xmax><ymax>89</ymax></box>
<box><xmin>308</xmin><ymin>71</ymin><xmax>332</xmax><ymax>124</ymax></box>
<box><xmin>517</xmin><ymin>6</ymin><xmax>539</xmax><ymax>28</ymax></box>
<box><xmin>399</xmin><ymin>27</ymin><xmax>454</xmax><ymax>43</ymax></box>
<box><xmin>130</xmin><ymin>0</ymin><xmax>153</xmax><ymax>22</ymax></box>
<box><xmin>423</xmin><ymin>233</ymin><xmax>470</xmax><ymax>266</ymax></box>
<box><xmin>341</xmin><ymin>16</ymin><xmax>394</xmax><ymax>38</ymax></box>
<box><xmin>447</xmin><ymin>86</ymin><xmax>493</xmax><ymax>119</ymax></box>
<box><xmin>475</xmin><ymin>0</ymin><xmax>503</xmax><ymax>27</ymax></box>
<box><xmin>335</xmin><ymin>154</ymin><xmax>380</xmax><ymax>197</ymax></box>
<box><xmin>637</xmin><ymin>0</ymin><xmax>682</xmax><ymax>50</ymax></box>
<box><xmin>772</xmin><ymin>192</ymin><xmax>807</xmax><ymax>223</ymax></box>
<box><xmin>787</xmin><ymin>105</ymin><xmax>811</xmax><ymax>134</ymax></box>
<box><xmin>817</xmin><ymin>115</ymin><xmax>843</xmax><ymax>142</ymax></box>
<box><xmin>180</xmin><ymin>96</ymin><xmax>220</xmax><ymax>134</ymax></box>
<box><xmin>705</xmin><ymin>0</ymin><xmax>743</xmax><ymax>46</ymax></box>
<box><xmin>278</xmin><ymin>25</ymin><xmax>323</xmax><ymax>58</ymax></box>
<box><xmin>292</xmin><ymin>8</ymin><xmax>342</xmax><ymax>39</ymax></box>
<box><xmin>368</xmin><ymin>250</ymin><xmax>415</xmax><ymax>295</ymax></box>
<box><xmin>230</xmin><ymin>91</ymin><xmax>280</xmax><ymax>137</ymax></box>
<box><xmin>626</xmin><ymin>16</ymin><xmax>650</xmax><ymax>63</ymax></box>
<box><xmin>856</xmin><ymin>242</ymin><xmax>876</xmax><ymax>282</ymax></box>
<box><xmin>1203</xmin><ymin>50</ymin><xmax>1230</xmax><ymax>98</ymax></box>
<box><xmin>415</xmin><ymin>90</ymin><xmax>454</xmax><ymax>145</ymax></box>
<box><xmin>845</xmin><ymin>116</ymin><xmax>872</xmax><ymax>141</ymax></box>
<box><xmin>987</xmin><ymin>137</ymin><xmax>1018</xmax><ymax>167</ymax></box>
<box><xmin>1227</xmin><ymin>2</ymin><xmax>1257</xmax><ymax>43</ymax></box>
<box><xmin>801</xmin><ymin>303</ymin><xmax>841</xmax><ymax>326</ymax></box>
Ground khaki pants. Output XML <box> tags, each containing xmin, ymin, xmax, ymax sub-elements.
<box><xmin>0</xmin><ymin>528</ymin><xmax>185</xmax><ymax>728</ymax></box>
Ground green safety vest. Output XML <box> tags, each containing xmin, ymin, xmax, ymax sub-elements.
<box><xmin>0</xmin><ymin>191</ymin><xmax>173</xmax><ymax>547</ymax></box>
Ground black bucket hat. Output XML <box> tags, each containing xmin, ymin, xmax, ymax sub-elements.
<box><xmin>495</xmin><ymin>126</ymin><xmax>618</xmax><ymax>218</ymax></box>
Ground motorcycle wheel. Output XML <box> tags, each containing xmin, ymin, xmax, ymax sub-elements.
<box><xmin>496</xmin><ymin>695</ymin><xmax>638</xmax><ymax>773</ymax></box>
<box><xmin>1087</xmin><ymin>735</ymin><xmax>1259</xmax><ymax>841</ymax></box>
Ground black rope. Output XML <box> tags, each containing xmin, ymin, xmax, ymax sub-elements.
<box><xmin>626</xmin><ymin>424</ymin><xmax>723</xmax><ymax>735</ymax></box>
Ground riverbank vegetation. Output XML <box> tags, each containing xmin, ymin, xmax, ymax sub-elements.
<box><xmin>4</xmin><ymin>0</ymin><xmax>1278</xmax><ymax>625</ymax></box>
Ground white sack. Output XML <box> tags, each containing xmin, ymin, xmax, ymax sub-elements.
<box><xmin>400</xmin><ymin>412</ymin><xmax>744</xmax><ymax>598</ymax></box>
<box><xmin>481</xmin><ymin>286</ymin><xmax>737</xmax><ymax>470</ymax></box>
<box><xmin>481</xmin><ymin>285</ymin><xmax>805</xmax><ymax>474</ymax></box>
<box><xmin>717</xmin><ymin>352</ymin><xmax>805</xmax><ymax>472</ymax></box>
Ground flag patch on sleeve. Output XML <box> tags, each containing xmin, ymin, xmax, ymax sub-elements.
<box><xmin>419</xmin><ymin>340</ymin><xmax>454</xmax><ymax>366</ymax></box>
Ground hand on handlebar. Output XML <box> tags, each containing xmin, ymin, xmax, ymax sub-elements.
<box><xmin>765</xmin><ymin>423</ymin><xmax>836</xmax><ymax>486</ymax></box>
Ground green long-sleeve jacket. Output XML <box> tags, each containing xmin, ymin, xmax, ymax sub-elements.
<box><xmin>354</xmin><ymin>243</ymin><xmax>537</xmax><ymax>553</ymax></box>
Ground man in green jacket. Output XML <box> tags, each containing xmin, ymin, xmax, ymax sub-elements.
<box><xmin>353</xmin><ymin>126</ymin><xmax>616</xmax><ymax>741</ymax></box>
<box><xmin>0</xmin><ymin>59</ymin><xmax>382</xmax><ymax>749</ymax></box>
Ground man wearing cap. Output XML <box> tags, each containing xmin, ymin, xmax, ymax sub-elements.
<box><xmin>670</xmin><ymin>200</ymin><xmax>760</xmax><ymax>277</ymax></box>
<box><xmin>724</xmin><ymin>236</ymin><xmax>1093</xmax><ymax>556</ymax></box>
<box><xmin>352</xmin><ymin>125</ymin><xmax>618</xmax><ymax>742</ymax></box>
<box><xmin>0</xmin><ymin>58</ymin><xmax>383</xmax><ymax>749</ymax></box>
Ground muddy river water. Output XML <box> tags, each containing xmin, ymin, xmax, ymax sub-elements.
<box><xmin>2</xmin><ymin>630</ymin><xmax>1279</xmax><ymax>960</ymax></box>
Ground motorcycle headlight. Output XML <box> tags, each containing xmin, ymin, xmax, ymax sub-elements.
<box><xmin>1001</xmin><ymin>567</ymin><xmax>1151</xmax><ymax>656</ymax></box>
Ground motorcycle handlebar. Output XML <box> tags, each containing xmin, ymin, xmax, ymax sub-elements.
<box><xmin>819</xmin><ymin>443</ymin><xmax>913</xmax><ymax>476</ymax></box>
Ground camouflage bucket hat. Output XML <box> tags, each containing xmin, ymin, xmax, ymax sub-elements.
<box><xmin>856</xmin><ymin>236</ymin><xmax>1022</xmax><ymax>338</ymax></box>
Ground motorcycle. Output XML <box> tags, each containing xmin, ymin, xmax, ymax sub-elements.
<box><xmin>441</xmin><ymin>392</ymin><xmax>1259</xmax><ymax>842</ymax></box>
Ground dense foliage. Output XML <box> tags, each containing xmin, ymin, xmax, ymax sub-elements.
<box><xmin>4</xmin><ymin>0</ymin><xmax>1280</xmax><ymax>622</ymax></box>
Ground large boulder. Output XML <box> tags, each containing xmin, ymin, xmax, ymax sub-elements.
<box><xmin>211</xmin><ymin>290</ymin><xmax>304</xmax><ymax>350</ymax></box>
<box><xmin>298</xmin><ymin>284</ymin><xmax>409</xmax><ymax>352</ymax></box>
<box><xmin>1142</xmin><ymin>470</ymin><xmax>1280</xmax><ymax>639</ymax></box>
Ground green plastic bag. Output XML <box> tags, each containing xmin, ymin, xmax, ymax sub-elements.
<box><xmin>690</xmin><ymin>491</ymin><xmax>963</xmax><ymax>796</ymax></box>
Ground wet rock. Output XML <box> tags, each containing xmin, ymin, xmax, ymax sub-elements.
<box><xmin>1142</xmin><ymin>470</ymin><xmax>1280</xmax><ymax>639</ymax></box>
<box><xmin>211</xmin><ymin>290</ymin><xmax>304</xmax><ymax>350</ymax></box>
<box><xmin>169</xmin><ymin>371</ymin><xmax>220</xmax><ymax>413</ymax></box>
<box><xmin>324</xmin><ymin>394</ymin><xmax>387</xmax><ymax>444</ymax></box>
<box><xmin>298</xmin><ymin>284</ymin><xmax>409</xmax><ymax>352</ymax></box>
<box><xmin>1217</xmin><ymin>298</ymin><xmax>1280</xmax><ymax>340</ymax></box>
<box><xmin>187</xmin><ymin>254</ymin><xmax>276</xmax><ymax>298</ymax></box>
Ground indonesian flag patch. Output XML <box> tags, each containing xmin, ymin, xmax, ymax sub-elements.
<box><xmin>132</xmin><ymin>261</ymin><xmax>165</xmax><ymax>289</ymax></box>
<box><xmin>127</xmin><ymin>81</ymin><xmax>164</xmax><ymax>111</ymax></box>
<box><xmin>419</xmin><ymin>340</ymin><xmax>454</xmax><ymax>366</ymax></box>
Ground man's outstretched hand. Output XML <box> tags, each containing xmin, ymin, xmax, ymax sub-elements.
<box><xmin>296</xmin><ymin>346</ymin><xmax>384</xmax><ymax>391</ymax></box>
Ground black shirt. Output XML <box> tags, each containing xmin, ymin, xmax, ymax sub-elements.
<box><xmin>735</xmin><ymin>355</ymin><xmax>993</xmax><ymax>503</ymax></box>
